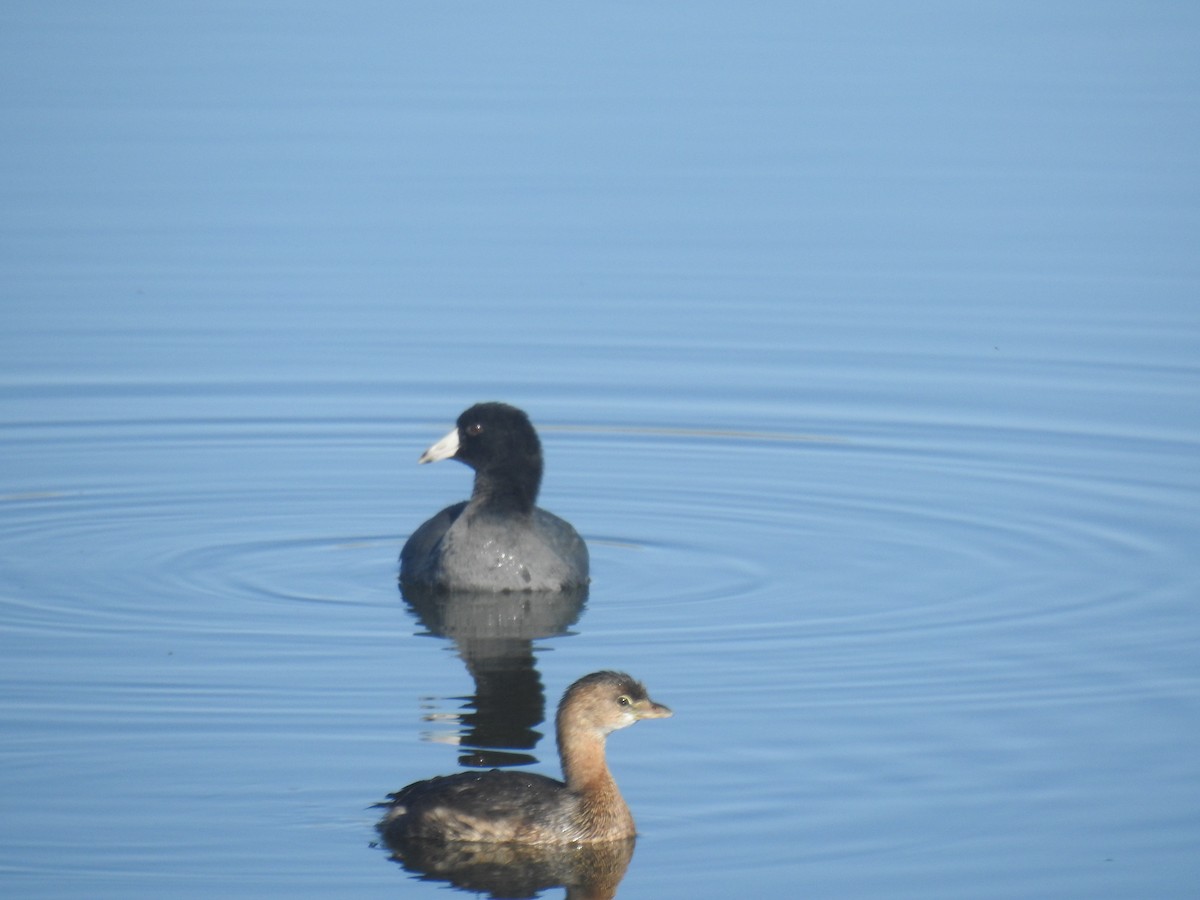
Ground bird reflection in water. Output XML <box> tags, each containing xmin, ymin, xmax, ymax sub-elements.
<box><xmin>400</xmin><ymin>582</ymin><xmax>588</xmax><ymax>766</ymax></box>
<box><xmin>378</xmin><ymin>833</ymin><xmax>634</xmax><ymax>900</ymax></box>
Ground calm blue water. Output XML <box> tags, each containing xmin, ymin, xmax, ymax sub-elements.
<box><xmin>3</xmin><ymin>3</ymin><xmax>1199</xmax><ymax>898</ymax></box>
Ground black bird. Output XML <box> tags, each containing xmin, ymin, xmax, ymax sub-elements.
<box><xmin>400</xmin><ymin>402</ymin><xmax>589</xmax><ymax>592</ymax></box>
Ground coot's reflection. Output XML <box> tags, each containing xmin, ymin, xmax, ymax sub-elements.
<box><xmin>379</xmin><ymin>832</ymin><xmax>633</xmax><ymax>900</ymax></box>
<box><xmin>400</xmin><ymin>582</ymin><xmax>588</xmax><ymax>767</ymax></box>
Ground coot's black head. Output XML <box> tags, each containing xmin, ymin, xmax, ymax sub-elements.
<box><xmin>419</xmin><ymin>402</ymin><xmax>544</xmax><ymax>512</ymax></box>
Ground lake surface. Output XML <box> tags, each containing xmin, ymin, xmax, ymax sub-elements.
<box><xmin>2</xmin><ymin>3</ymin><xmax>1199</xmax><ymax>898</ymax></box>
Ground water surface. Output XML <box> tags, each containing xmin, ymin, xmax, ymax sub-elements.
<box><xmin>2</xmin><ymin>3</ymin><xmax>1199</xmax><ymax>898</ymax></box>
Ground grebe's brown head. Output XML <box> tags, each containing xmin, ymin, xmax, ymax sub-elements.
<box><xmin>559</xmin><ymin>671</ymin><xmax>672</xmax><ymax>736</ymax></box>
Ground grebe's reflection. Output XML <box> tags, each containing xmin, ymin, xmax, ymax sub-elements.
<box><xmin>401</xmin><ymin>582</ymin><xmax>587</xmax><ymax>767</ymax></box>
<box><xmin>379</xmin><ymin>833</ymin><xmax>633</xmax><ymax>900</ymax></box>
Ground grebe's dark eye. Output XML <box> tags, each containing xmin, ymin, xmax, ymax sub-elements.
<box><xmin>466</xmin><ymin>422</ymin><xmax>484</xmax><ymax>437</ymax></box>
<box><xmin>617</xmin><ymin>695</ymin><xmax>631</xmax><ymax>707</ymax></box>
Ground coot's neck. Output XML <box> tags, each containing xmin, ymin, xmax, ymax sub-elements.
<box><xmin>469</xmin><ymin>456</ymin><xmax>542</xmax><ymax>517</ymax></box>
<box><xmin>557</xmin><ymin>717</ymin><xmax>635</xmax><ymax>837</ymax></box>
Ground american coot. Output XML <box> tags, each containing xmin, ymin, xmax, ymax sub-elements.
<box><xmin>377</xmin><ymin>671</ymin><xmax>671</xmax><ymax>844</ymax></box>
<box><xmin>400</xmin><ymin>402</ymin><xmax>590</xmax><ymax>592</ymax></box>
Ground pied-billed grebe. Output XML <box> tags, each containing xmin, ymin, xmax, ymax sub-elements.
<box><xmin>400</xmin><ymin>402</ymin><xmax>590</xmax><ymax>593</ymax></box>
<box><xmin>378</xmin><ymin>671</ymin><xmax>671</xmax><ymax>844</ymax></box>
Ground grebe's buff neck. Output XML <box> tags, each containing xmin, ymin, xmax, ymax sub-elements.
<box><xmin>556</xmin><ymin>671</ymin><xmax>672</xmax><ymax>836</ymax></box>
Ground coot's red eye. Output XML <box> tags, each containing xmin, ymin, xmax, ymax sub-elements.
<box><xmin>466</xmin><ymin>422</ymin><xmax>484</xmax><ymax>436</ymax></box>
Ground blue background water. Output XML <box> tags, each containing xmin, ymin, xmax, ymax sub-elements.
<box><xmin>2</xmin><ymin>3</ymin><xmax>1198</xmax><ymax>897</ymax></box>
